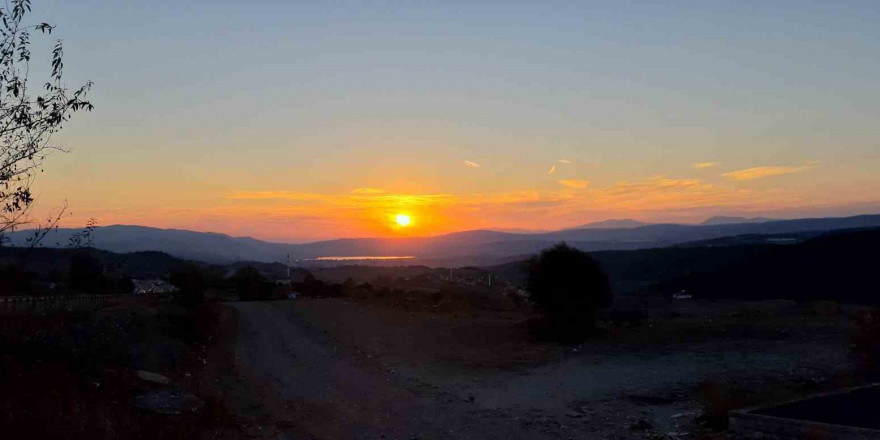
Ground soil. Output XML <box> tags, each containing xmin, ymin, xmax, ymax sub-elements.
<box><xmin>212</xmin><ymin>298</ymin><xmax>863</xmax><ymax>439</ymax></box>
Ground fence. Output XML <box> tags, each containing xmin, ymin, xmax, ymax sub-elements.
<box><xmin>0</xmin><ymin>293</ymin><xmax>149</xmax><ymax>314</ymax></box>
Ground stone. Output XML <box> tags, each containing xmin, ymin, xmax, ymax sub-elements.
<box><xmin>136</xmin><ymin>370</ymin><xmax>171</xmax><ymax>385</ymax></box>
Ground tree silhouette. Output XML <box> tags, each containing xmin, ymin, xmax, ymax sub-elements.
<box><xmin>233</xmin><ymin>266</ymin><xmax>275</xmax><ymax>301</ymax></box>
<box><xmin>527</xmin><ymin>242</ymin><xmax>611</xmax><ymax>341</ymax></box>
<box><xmin>0</xmin><ymin>0</ymin><xmax>93</xmax><ymax>242</ymax></box>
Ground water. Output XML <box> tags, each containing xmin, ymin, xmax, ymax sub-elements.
<box><xmin>314</xmin><ymin>256</ymin><xmax>415</xmax><ymax>261</ymax></box>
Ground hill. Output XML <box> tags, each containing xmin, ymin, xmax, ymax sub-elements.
<box><xmin>0</xmin><ymin>247</ymin><xmax>195</xmax><ymax>279</ymax></box>
<box><xmin>487</xmin><ymin>227</ymin><xmax>880</xmax><ymax>305</ymax></box>
<box><xmin>570</xmin><ymin>219</ymin><xmax>649</xmax><ymax>229</ymax></box>
<box><xmin>700</xmin><ymin>216</ymin><xmax>775</xmax><ymax>225</ymax></box>
<box><xmin>5</xmin><ymin>214</ymin><xmax>880</xmax><ymax>265</ymax></box>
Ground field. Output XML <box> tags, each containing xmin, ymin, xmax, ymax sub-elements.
<box><xmin>208</xmin><ymin>296</ymin><xmax>870</xmax><ymax>439</ymax></box>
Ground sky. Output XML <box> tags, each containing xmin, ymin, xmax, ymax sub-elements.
<box><xmin>20</xmin><ymin>0</ymin><xmax>880</xmax><ymax>242</ymax></box>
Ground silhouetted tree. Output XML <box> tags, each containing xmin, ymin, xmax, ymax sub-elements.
<box><xmin>527</xmin><ymin>242</ymin><xmax>611</xmax><ymax>342</ymax></box>
<box><xmin>115</xmin><ymin>277</ymin><xmax>134</xmax><ymax>295</ymax></box>
<box><xmin>233</xmin><ymin>266</ymin><xmax>275</xmax><ymax>301</ymax></box>
<box><xmin>169</xmin><ymin>265</ymin><xmax>206</xmax><ymax>306</ymax></box>
<box><xmin>0</xmin><ymin>1</ymin><xmax>93</xmax><ymax>242</ymax></box>
<box><xmin>68</xmin><ymin>251</ymin><xmax>106</xmax><ymax>293</ymax></box>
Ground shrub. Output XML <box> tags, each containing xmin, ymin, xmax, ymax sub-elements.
<box><xmin>232</xmin><ymin>266</ymin><xmax>276</xmax><ymax>301</ymax></box>
<box><xmin>68</xmin><ymin>252</ymin><xmax>108</xmax><ymax>294</ymax></box>
<box><xmin>526</xmin><ymin>242</ymin><xmax>611</xmax><ymax>342</ymax></box>
<box><xmin>169</xmin><ymin>266</ymin><xmax>207</xmax><ymax>306</ymax></box>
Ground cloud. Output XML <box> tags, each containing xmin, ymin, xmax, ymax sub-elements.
<box><xmin>558</xmin><ymin>159</ymin><xmax>572</xmax><ymax>164</ymax></box>
<box><xmin>548</xmin><ymin>164</ymin><xmax>556</xmax><ymax>174</ymax></box>
<box><xmin>215</xmin><ymin>173</ymin><xmax>813</xmax><ymax>240</ymax></box>
<box><xmin>351</xmin><ymin>187</ymin><xmax>386</xmax><ymax>195</ymax></box>
<box><xmin>558</xmin><ymin>179</ymin><xmax>589</xmax><ymax>189</ymax></box>
<box><xmin>723</xmin><ymin>165</ymin><xmax>813</xmax><ymax>181</ymax></box>
<box><xmin>464</xmin><ymin>160</ymin><xmax>481</xmax><ymax>168</ymax></box>
<box><xmin>223</xmin><ymin>191</ymin><xmax>327</xmax><ymax>201</ymax></box>
<box><xmin>693</xmin><ymin>162</ymin><xmax>719</xmax><ymax>170</ymax></box>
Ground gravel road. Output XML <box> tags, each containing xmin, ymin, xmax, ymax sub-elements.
<box><xmin>224</xmin><ymin>300</ymin><xmax>854</xmax><ymax>439</ymax></box>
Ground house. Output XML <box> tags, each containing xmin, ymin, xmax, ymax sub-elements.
<box><xmin>132</xmin><ymin>279</ymin><xmax>179</xmax><ymax>295</ymax></box>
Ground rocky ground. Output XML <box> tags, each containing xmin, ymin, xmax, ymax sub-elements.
<box><xmin>213</xmin><ymin>298</ymin><xmax>865</xmax><ymax>439</ymax></box>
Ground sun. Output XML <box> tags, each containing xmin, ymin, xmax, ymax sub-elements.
<box><xmin>395</xmin><ymin>214</ymin><xmax>412</xmax><ymax>227</ymax></box>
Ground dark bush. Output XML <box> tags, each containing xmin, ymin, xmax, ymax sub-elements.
<box><xmin>169</xmin><ymin>265</ymin><xmax>207</xmax><ymax>306</ymax></box>
<box><xmin>232</xmin><ymin>266</ymin><xmax>277</xmax><ymax>301</ymax></box>
<box><xmin>527</xmin><ymin>242</ymin><xmax>612</xmax><ymax>342</ymax></box>
<box><xmin>292</xmin><ymin>273</ymin><xmax>343</xmax><ymax>298</ymax></box>
<box><xmin>68</xmin><ymin>251</ymin><xmax>108</xmax><ymax>294</ymax></box>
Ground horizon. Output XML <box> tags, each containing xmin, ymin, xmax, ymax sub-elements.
<box><xmin>16</xmin><ymin>211</ymin><xmax>880</xmax><ymax>245</ymax></box>
<box><xmin>5</xmin><ymin>4</ymin><xmax>880</xmax><ymax>435</ymax></box>
<box><xmin>19</xmin><ymin>0</ymin><xmax>880</xmax><ymax>242</ymax></box>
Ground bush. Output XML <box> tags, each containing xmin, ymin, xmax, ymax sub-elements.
<box><xmin>232</xmin><ymin>266</ymin><xmax>277</xmax><ymax>301</ymax></box>
<box><xmin>169</xmin><ymin>266</ymin><xmax>207</xmax><ymax>306</ymax></box>
<box><xmin>527</xmin><ymin>242</ymin><xmax>611</xmax><ymax>342</ymax></box>
<box><xmin>68</xmin><ymin>252</ymin><xmax>108</xmax><ymax>294</ymax></box>
<box><xmin>292</xmin><ymin>273</ymin><xmax>343</xmax><ymax>298</ymax></box>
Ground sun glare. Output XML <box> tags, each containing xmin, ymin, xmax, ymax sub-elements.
<box><xmin>395</xmin><ymin>214</ymin><xmax>412</xmax><ymax>227</ymax></box>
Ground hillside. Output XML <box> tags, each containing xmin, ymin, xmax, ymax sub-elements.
<box><xmin>487</xmin><ymin>227</ymin><xmax>880</xmax><ymax>305</ymax></box>
<box><xmin>5</xmin><ymin>214</ymin><xmax>880</xmax><ymax>265</ymax></box>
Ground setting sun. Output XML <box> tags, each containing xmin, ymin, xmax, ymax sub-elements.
<box><xmin>395</xmin><ymin>214</ymin><xmax>412</xmax><ymax>227</ymax></box>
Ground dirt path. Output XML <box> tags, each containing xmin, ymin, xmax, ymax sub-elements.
<box><xmin>227</xmin><ymin>301</ymin><xmax>525</xmax><ymax>440</ymax></box>
<box><xmin>221</xmin><ymin>300</ymin><xmax>855</xmax><ymax>439</ymax></box>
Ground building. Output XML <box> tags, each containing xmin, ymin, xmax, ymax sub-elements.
<box><xmin>132</xmin><ymin>279</ymin><xmax>179</xmax><ymax>295</ymax></box>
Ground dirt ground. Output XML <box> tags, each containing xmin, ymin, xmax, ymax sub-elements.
<box><xmin>211</xmin><ymin>298</ymin><xmax>866</xmax><ymax>440</ymax></box>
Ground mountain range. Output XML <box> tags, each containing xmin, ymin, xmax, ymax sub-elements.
<box><xmin>5</xmin><ymin>214</ymin><xmax>880</xmax><ymax>266</ymax></box>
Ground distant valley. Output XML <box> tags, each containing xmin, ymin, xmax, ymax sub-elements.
<box><xmin>5</xmin><ymin>214</ymin><xmax>880</xmax><ymax>266</ymax></box>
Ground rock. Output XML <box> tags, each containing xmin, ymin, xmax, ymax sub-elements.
<box><xmin>136</xmin><ymin>370</ymin><xmax>171</xmax><ymax>385</ymax></box>
<box><xmin>565</xmin><ymin>411</ymin><xmax>583</xmax><ymax>418</ymax></box>
<box><xmin>133</xmin><ymin>389</ymin><xmax>204</xmax><ymax>415</ymax></box>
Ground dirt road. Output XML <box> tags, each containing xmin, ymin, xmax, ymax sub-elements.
<box><xmin>227</xmin><ymin>301</ymin><xmax>526</xmax><ymax>440</ymax></box>
<box><xmin>221</xmin><ymin>300</ymin><xmax>854</xmax><ymax>439</ymax></box>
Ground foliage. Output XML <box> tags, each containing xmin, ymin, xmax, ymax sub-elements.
<box><xmin>0</xmin><ymin>263</ymin><xmax>34</xmax><ymax>295</ymax></box>
<box><xmin>67</xmin><ymin>251</ymin><xmax>107</xmax><ymax>293</ymax></box>
<box><xmin>0</xmin><ymin>0</ymin><xmax>92</xmax><ymax>241</ymax></box>
<box><xmin>292</xmin><ymin>272</ymin><xmax>343</xmax><ymax>298</ymax></box>
<box><xmin>675</xmin><ymin>229</ymin><xmax>880</xmax><ymax>304</ymax></box>
<box><xmin>232</xmin><ymin>266</ymin><xmax>276</xmax><ymax>301</ymax></box>
<box><xmin>526</xmin><ymin>242</ymin><xmax>611</xmax><ymax>341</ymax></box>
<box><xmin>169</xmin><ymin>265</ymin><xmax>206</xmax><ymax>306</ymax></box>
<box><xmin>67</xmin><ymin>217</ymin><xmax>98</xmax><ymax>249</ymax></box>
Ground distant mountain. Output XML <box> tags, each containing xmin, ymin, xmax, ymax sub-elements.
<box><xmin>6</xmin><ymin>214</ymin><xmax>880</xmax><ymax>266</ymax></box>
<box><xmin>700</xmin><ymin>216</ymin><xmax>775</xmax><ymax>226</ymax></box>
<box><xmin>0</xmin><ymin>247</ymin><xmax>193</xmax><ymax>279</ymax></box>
<box><xmin>487</xmin><ymin>228</ymin><xmax>880</xmax><ymax>305</ymax></box>
<box><xmin>571</xmin><ymin>219</ymin><xmax>649</xmax><ymax>229</ymax></box>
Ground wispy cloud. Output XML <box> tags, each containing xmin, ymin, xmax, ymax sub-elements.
<box><xmin>693</xmin><ymin>162</ymin><xmax>719</xmax><ymax>170</ymax></box>
<box><xmin>351</xmin><ymin>187</ymin><xmax>386</xmax><ymax>195</ymax></box>
<box><xmin>224</xmin><ymin>191</ymin><xmax>327</xmax><ymax>201</ymax></box>
<box><xmin>206</xmin><ymin>171</ymin><xmax>815</xmax><ymax>240</ymax></box>
<box><xmin>548</xmin><ymin>164</ymin><xmax>556</xmax><ymax>174</ymax></box>
<box><xmin>464</xmin><ymin>160</ymin><xmax>481</xmax><ymax>168</ymax></box>
<box><xmin>558</xmin><ymin>159</ymin><xmax>572</xmax><ymax>164</ymax></box>
<box><xmin>723</xmin><ymin>165</ymin><xmax>813</xmax><ymax>181</ymax></box>
<box><xmin>558</xmin><ymin>179</ymin><xmax>589</xmax><ymax>189</ymax></box>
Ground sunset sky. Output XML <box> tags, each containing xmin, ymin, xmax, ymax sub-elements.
<box><xmin>27</xmin><ymin>1</ymin><xmax>880</xmax><ymax>242</ymax></box>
